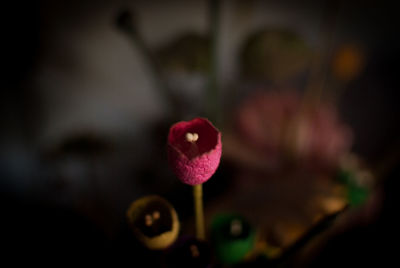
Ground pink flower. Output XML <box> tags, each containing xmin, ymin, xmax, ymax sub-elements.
<box><xmin>236</xmin><ymin>90</ymin><xmax>352</xmax><ymax>169</ymax></box>
<box><xmin>237</xmin><ymin>90</ymin><xmax>298</xmax><ymax>157</ymax></box>
<box><xmin>168</xmin><ymin>117</ymin><xmax>222</xmax><ymax>185</ymax></box>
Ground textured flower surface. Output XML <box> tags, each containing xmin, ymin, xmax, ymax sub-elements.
<box><xmin>168</xmin><ymin>117</ymin><xmax>222</xmax><ymax>185</ymax></box>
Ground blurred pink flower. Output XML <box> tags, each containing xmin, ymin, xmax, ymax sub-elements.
<box><xmin>236</xmin><ymin>90</ymin><xmax>352</xmax><ymax>169</ymax></box>
<box><xmin>168</xmin><ymin>117</ymin><xmax>222</xmax><ymax>185</ymax></box>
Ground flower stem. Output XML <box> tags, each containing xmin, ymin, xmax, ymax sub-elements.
<box><xmin>193</xmin><ymin>184</ymin><xmax>205</xmax><ymax>240</ymax></box>
<box><xmin>301</xmin><ymin>1</ymin><xmax>341</xmax><ymax>110</ymax></box>
<box><xmin>206</xmin><ymin>0</ymin><xmax>220</xmax><ymax>124</ymax></box>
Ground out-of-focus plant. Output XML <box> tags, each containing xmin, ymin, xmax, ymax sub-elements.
<box><xmin>235</xmin><ymin>90</ymin><xmax>352</xmax><ymax>170</ymax></box>
<box><xmin>240</xmin><ymin>29</ymin><xmax>311</xmax><ymax>82</ymax></box>
<box><xmin>156</xmin><ymin>33</ymin><xmax>211</xmax><ymax>74</ymax></box>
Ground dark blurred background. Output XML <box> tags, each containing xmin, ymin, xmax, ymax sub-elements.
<box><xmin>1</xmin><ymin>0</ymin><xmax>399</xmax><ymax>266</ymax></box>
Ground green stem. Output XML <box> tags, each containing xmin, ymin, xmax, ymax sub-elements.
<box><xmin>207</xmin><ymin>0</ymin><xmax>220</xmax><ymax>124</ymax></box>
<box><xmin>193</xmin><ymin>184</ymin><xmax>205</xmax><ymax>240</ymax></box>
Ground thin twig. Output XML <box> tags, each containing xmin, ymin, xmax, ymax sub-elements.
<box><xmin>277</xmin><ymin>204</ymin><xmax>349</xmax><ymax>265</ymax></box>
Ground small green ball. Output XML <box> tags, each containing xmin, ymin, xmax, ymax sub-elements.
<box><xmin>211</xmin><ymin>213</ymin><xmax>255</xmax><ymax>265</ymax></box>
